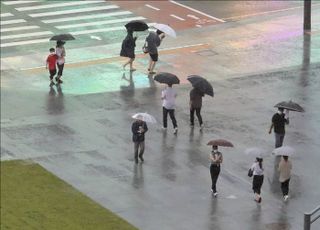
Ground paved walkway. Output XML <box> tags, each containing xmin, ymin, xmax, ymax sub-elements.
<box><xmin>1</xmin><ymin>6</ymin><xmax>320</xmax><ymax>230</ymax></box>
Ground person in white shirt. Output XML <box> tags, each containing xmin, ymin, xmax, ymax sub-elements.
<box><xmin>55</xmin><ymin>40</ymin><xmax>66</xmax><ymax>84</ymax></box>
<box><xmin>161</xmin><ymin>84</ymin><xmax>178</xmax><ymax>134</ymax></box>
<box><xmin>278</xmin><ymin>155</ymin><xmax>292</xmax><ymax>201</ymax></box>
<box><xmin>250</xmin><ymin>158</ymin><xmax>264</xmax><ymax>203</ymax></box>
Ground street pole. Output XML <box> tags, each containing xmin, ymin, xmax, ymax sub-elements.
<box><xmin>304</xmin><ymin>0</ymin><xmax>311</xmax><ymax>32</ymax></box>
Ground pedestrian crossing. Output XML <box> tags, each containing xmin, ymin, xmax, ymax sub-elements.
<box><xmin>0</xmin><ymin>1</ymin><xmax>152</xmax><ymax>49</ymax></box>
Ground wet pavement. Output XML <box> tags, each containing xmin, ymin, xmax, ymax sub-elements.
<box><xmin>1</xmin><ymin>4</ymin><xmax>320</xmax><ymax>230</ymax></box>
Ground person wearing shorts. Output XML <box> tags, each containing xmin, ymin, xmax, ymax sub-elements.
<box><xmin>145</xmin><ymin>30</ymin><xmax>165</xmax><ymax>74</ymax></box>
<box><xmin>46</xmin><ymin>48</ymin><xmax>57</xmax><ymax>86</ymax></box>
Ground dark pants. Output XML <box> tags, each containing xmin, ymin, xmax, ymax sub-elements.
<box><xmin>163</xmin><ymin>107</ymin><xmax>177</xmax><ymax>128</ymax></box>
<box><xmin>275</xmin><ymin>133</ymin><xmax>285</xmax><ymax>148</ymax></box>
<box><xmin>134</xmin><ymin>141</ymin><xmax>145</xmax><ymax>161</ymax></box>
<box><xmin>252</xmin><ymin>175</ymin><xmax>264</xmax><ymax>195</ymax></box>
<box><xmin>190</xmin><ymin>107</ymin><xmax>202</xmax><ymax>125</ymax></box>
<box><xmin>281</xmin><ymin>178</ymin><xmax>290</xmax><ymax>196</ymax></box>
<box><xmin>57</xmin><ymin>63</ymin><xmax>64</xmax><ymax>77</ymax></box>
<box><xmin>210</xmin><ymin>164</ymin><xmax>220</xmax><ymax>193</ymax></box>
<box><xmin>49</xmin><ymin>69</ymin><xmax>56</xmax><ymax>80</ymax></box>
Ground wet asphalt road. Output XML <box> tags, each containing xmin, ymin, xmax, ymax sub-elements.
<box><xmin>1</xmin><ymin>3</ymin><xmax>320</xmax><ymax>230</ymax></box>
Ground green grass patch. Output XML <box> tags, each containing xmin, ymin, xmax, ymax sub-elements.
<box><xmin>1</xmin><ymin>160</ymin><xmax>137</xmax><ymax>230</ymax></box>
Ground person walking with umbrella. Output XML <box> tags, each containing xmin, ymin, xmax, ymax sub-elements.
<box><xmin>120</xmin><ymin>28</ymin><xmax>137</xmax><ymax>71</ymax></box>
<box><xmin>161</xmin><ymin>83</ymin><xmax>178</xmax><ymax>134</ymax></box>
<box><xmin>145</xmin><ymin>29</ymin><xmax>165</xmax><ymax>74</ymax></box>
<box><xmin>269</xmin><ymin>107</ymin><xmax>289</xmax><ymax>148</ymax></box>
<box><xmin>131</xmin><ymin>115</ymin><xmax>148</xmax><ymax>164</ymax></box>
<box><xmin>209</xmin><ymin>145</ymin><xmax>223</xmax><ymax>197</ymax></box>
<box><xmin>278</xmin><ymin>155</ymin><xmax>292</xmax><ymax>201</ymax></box>
<box><xmin>189</xmin><ymin>87</ymin><xmax>204</xmax><ymax>130</ymax></box>
<box><xmin>250</xmin><ymin>158</ymin><xmax>264</xmax><ymax>203</ymax></box>
<box><xmin>55</xmin><ymin>40</ymin><xmax>66</xmax><ymax>84</ymax></box>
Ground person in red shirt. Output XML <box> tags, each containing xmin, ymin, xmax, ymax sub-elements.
<box><xmin>46</xmin><ymin>48</ymin><xmax>58</xmax><ymax>86</ymax></box>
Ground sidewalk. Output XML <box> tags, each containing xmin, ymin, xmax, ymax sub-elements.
<box><xmin>1</xmin><ymin>6</ymin><xmax>320</xmax><ymax>230</ymax></box>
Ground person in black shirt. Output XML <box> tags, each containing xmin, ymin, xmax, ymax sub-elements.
<box><xmin>269</xmin><ymin>107</ymin><xmax>289</xmax><ymax>148</ymax></box>
<box><xmin>132</xmin><ymin>117</ymin><xmax>148</xmax><ymax>163</ymax></box>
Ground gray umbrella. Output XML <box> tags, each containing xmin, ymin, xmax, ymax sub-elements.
<box><xmin>50</xmin><ymin>33</ymin><xmax>75</xmax><ymax>41</ymax></box>
<box><xmin>154</xmin><ymin>72</ymin><xmax>180</xmax><ymax>85</ymax></box>
<box><xmin>274</xmin><ymin>100</ymin><xmax>304</xmax><ymax>112</ymax></box>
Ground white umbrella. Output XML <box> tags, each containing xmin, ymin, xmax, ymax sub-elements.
<box><xmin>153</xmin><ymin>23</ymin><xmax>176</xmax><ymax>38</ymax></box>
<box><xmin>272</xmin><ymin>146</ymin><xmax>295</xmax><ymax>156</ymax></box>
<box><xmin>245</xmin><ymin>147</ymin><xmax>268</xmax><ymax>158</ymax></box>
<box><xmin>132</xmin><ymin>113</ymin><xmax>157</xmax><ymax>123</ymax></box>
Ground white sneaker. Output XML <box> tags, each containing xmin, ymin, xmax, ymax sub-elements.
<box><xmin>162</xmin><ymin>127</ymin><xmax>167</xmax><ymax>130</ymax></box>
<box><xmin>200</xmin><ymin>124</ymin><xmax>204</xmax><ymax>131</ymax></box>
<box><xmin>284</xmin><ymin>195</ymin><xmax>289</xmax><ymax>201</ymax></box>
<box><xmin>173</xmin><ymin>127</ymin><xmax>178</xmax><ymax>134</ymax></box>
<box><xmin>213</xmin><ymin>192</ymin><xmax>218</xmax><ymax>197</ymax></box>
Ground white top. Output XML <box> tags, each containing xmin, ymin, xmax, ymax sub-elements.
<box><xmin>278</xmin><ymin>159</ymin><xmax>292</xmax><ymax>182</ymax></box>
<box><xmin>251</xmin><ymin>162</ymin><xmax>264</xmax><ymax>176</ymax></box>
<box><xmin>161</xmin><ymin>87</ymin><xmax>176</xmax><ymax>109</ymax></box>
<box><xmin>56</xmin><ymin>46</ymin><xmax>66</xmax><ymax>64</ymax></box>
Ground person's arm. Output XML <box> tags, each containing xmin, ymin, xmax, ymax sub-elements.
<box><xmin>161</xmin><ymin>90</ymin><xmax>166</xmax><ymax>100</ymax></box>
<box><xmin>269</xmin><ymin>123</ymin><xmax>274</xmax><ymax>134</ymax></box>
<box><xmin>219</xmin><ymin>153</ymin><xmax>223</xmax><ymax>164</ymax></box>
<box><xmin>209</xmin><ymin>153</ymin><xmax>215</xmax><ymax>162</ymax></box>
<box><xmin>131</xmin><ymin>123</ymin><xmax>139</xmax><ymax>135</ymax></box>
<box><xmin>284</xmin><ymin>110</ymin><xmax>289</xmax><ymax>125</ymax></box>
<box><xmin>143</xmin><ymin>122</ymin><xmax>148</xmax><ymax>133</ymax></box>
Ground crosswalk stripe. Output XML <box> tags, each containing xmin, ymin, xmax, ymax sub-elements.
<box><xmin>56</xmin><ymin>16</ymin><xmax>145</xmax><ymax>29</ymax></box>
<box><xmin>70</xmin><ymin>26</ymin><xmax>124</xmax><ymax>35</ymax></box>
<box><xmin>1</xmin><ymin>19</ymin><xmax>26</xmax><ymax>25</ymax></box>
<box><xmin>1</xmin><ymin>31</ymin><xmax>53</xmax><ymax>40</ymax></box>
<box><xmin>29</xmin><ymin>5</ymin><xmax>119</xmax><ymax>18</ymax></box>
<box><xmin>1</xmin><ymin>13</ymin><xmax>13</xmax><ymax>17</ymax></box>
<box><xmin>0</xmin><ymin>38</ymin><xmax>49</xmax><ymax>48</ymax></box>
<box><xmin>2</xmin><ymin>1</ymin><xmax>38</xmax><ymax>5</ymax></box>
<box><xmin>16</xmin><ymin>1</ymin><xmax>105</xmax><ymax>12</ymax></box>
<box><xmin>1</xmin><ymin>25</ymin><xmax>39</xmax><ymax>32</ymax></box>
<box><xmin>42</xmin><ymin>11</ymin><xmax>133</xmax><ymax>24</ymax></box>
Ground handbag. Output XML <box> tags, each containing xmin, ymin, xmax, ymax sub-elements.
<box><xmin>142</xmin><ymin>41</ymin><xmax>148</xmax><ymax>54</ymax></box>
<box><xmin>248</xmin><ymin>168</ymin><xmax>253</xmax><ymax>177</ymax></box>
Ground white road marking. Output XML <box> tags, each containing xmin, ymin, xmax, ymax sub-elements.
<box><xmin>222</xmin><ymin>3</ymin><xmax>320</xmax><ymax>20</ymax></box>
<box><xmin>1</xmin><ymin>25</ymin><xmax>39</xmax><ymax>32</ymax></box>
<box><xmin>42</xmin><ymin>11</ymin><xmax>132</xmax><ymax>24</ymax></box>
<box><xmin>69</xmin><ymin>26</ymin><xmax>124</xmax><ymax>35</ymax></box>
<box><xmin>169</xmin><ymin>0</ymin><xmax>225</xmax><ymax>22</ymax></box>
<box><xmin>90</xmin><ymin>35</ymin><xmax>102</xmax><ymax>40</ymax></box>
<box><xmin>56</xmin><ymin>16</ymin><xmax>145</xmax><ymax>29</ymax></box>
<box><xmin>15</xmin><ymin>1</ymin><xmax>105</xmax><ymax>11</ymax></box>
<box><xmin>29</xmin><ymin>5</ymin><xmax>119</xmax><ymax>18</ymax></box>
<box><xmin>145</xmin><ymin>4</ymin><xmax>160</xmax><ymax>11</ymax></box>
<box><xmin>2</xmin><ymin>1</ymin><xmax>38</xmax><ymax>5</ymax></box>
<box><xmin>196</xmin><ymin>25</ymin><xmax>202</xmax><ymax>28</ymax></box>
<box><xmin>170</xmin><ymin>14</ymin><xmax>185</xmax><ymax>21</ymax></box>
<box><xmin>187</xmin><ymin>14</ymin><xmax>199</xmax><ymax>20</ymax></box>
<box><xmin>1</xmin><ymin>31</ymin><xmax>53</xmax><ymax>40</ymax></box>
<box><xmin>1</xmin><ymin>19</ymin><xmax>26</xmax><ymax>25</ymax></box>
<box><xmin>1</xmin><ymin>13</ymin><xmax>13</xmax><ymax>17</ymax></box>
<box><xmin>1</xmin><ymin>38</ymin><xmax>49</xmax><ymax>48</ymax></box>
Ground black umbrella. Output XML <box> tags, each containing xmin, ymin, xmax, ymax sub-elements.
<box><xmin>187</xmin><ymin>75</ymin><xmax>214</xmax><ymax>97</ymax></box>
<box><xmin>125</xmin><ymin>20</ymin><xmax>148</xmax><ymax>32</ymax></box>
<box><xmin>154</xmin><ymin>72</ymin><xmax>180</xmax><ymax>85</ymax></box>
<box><xmin>274</xmin><ymin>100</ymin><xmax>304</xmax><ymax>112</ymax></box>
<box><xmin>50</xmin><ymin>33</ymin><xmax>75</xmax><ymax>41</ymax></box>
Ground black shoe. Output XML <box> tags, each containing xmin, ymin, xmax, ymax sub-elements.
<box><xmin>139</xmin><ymin>155</ymin><xmax>144</xmax><ymax>162</ymax></box>
<box><xmin>57</xmin><ymin>79</ymin><xmax>63</xmax><ymax>84</ymax></box>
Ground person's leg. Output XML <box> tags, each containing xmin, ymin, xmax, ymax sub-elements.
<box><xmin>129</xmin><ymin>58</ymin><xmax>136</xmax><ymax>71</ymax></box>
<box><xmin>134</xmin><ymin>142</ymin><xmax>139</xmax><ymax>163</ymax></box>
<box><xmin>56</xmin><ymin>63</ymin><xmax>64</xmax><ymax>83</ymax></box>
<box><xmin>163</xmin><ymin>107</ymin><xmax>168</xmax><ymax>128</ymax></box>
<box><xmin>279</xmin><ymin>134</ymin><xmax>285</xmax><ymax>147</ymax></box>
<box><xmin>195</xmin><ymin>107</ymin><xmax>203</xmax><ymax>126</ymax></box>
<box><xmin>168</xmin><ymin>109</ymin><xmax>177</xmax><ymax>129</ymax></box>
<box><xmin>210</xmin><ymin>165</ymin><xmax>220</xmax><ymax>193</ymax></box>
<box><xmin>138</xmin><ymin>141</ymin><xmax>145</xmax><ymax>161</ymax></box>
<box><xmin>282</xmin><ymin>179</ymin><xmax>290</xmax><ymax>196</ymax></box>
<box><xmin>190</xmin><ymin>108</ymin><xmax>195</xmax><ymax>126</ymax></box>
<box><xmin>49</xmin><ymin>69</ymin><xmax>56</xmax><ymax>84</ymax></box>
<box><xmin>275</xmin><ymin>133</ymin><xmax>282</xmax><ymax>148</ymax></box>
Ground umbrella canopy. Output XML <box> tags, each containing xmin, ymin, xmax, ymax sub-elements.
<box><xmin>50</xmin><ymin>33</ymin><xmax>75</xmax><ymax>41</ymax></box>
<box><xmin>274</xmin><ymin>100</ymin><xmax>304</xmax><ymax>112</ymax></box>
<box><xmin>125</xmin><ymin>20</ymin><xmax>148</xmax><ymax>31</ymax></box>
<box><xmin>187</xmin><ymin>75</ymin><xmax>214</xmax><ymax>97</ymax></box>
<box><xmin>272</xmin><ymin>146</ymin><xmax>295</xmax><ymax>156</ymax></box>
<box><xmin>154</xmin><ymin>72</ymin><xmax>180</xmax><ymax>85</ymax></box>
<box><xmin>207</xmin><ymin>139</ymin><xmax>234</xmax><ymax>147</ymax></box>
<box><xmin>153</xmin><ymin>23</ymin><xmax>176</xmax><ymax>38</ymax></box>
<box><xmin>132</xmin><ymin>113</ymin><xmax>157</xmax><ymax>123</ymax></box>
<box><xmin>245</xmin><ymin>147</ymin><xmax>268</xmax><ymax>158</ymax></box>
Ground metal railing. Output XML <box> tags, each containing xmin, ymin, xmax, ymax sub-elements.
<box><xmin>304</xmin><ymin>206</ymin><xmax>320</xmax><ymax>230</ymax></box>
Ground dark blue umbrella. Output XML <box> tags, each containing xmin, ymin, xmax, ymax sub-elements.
<box><xmin>187</xmin><ymin>75</ymin><xmax>214</xmax><ymax>97</ymax></box>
